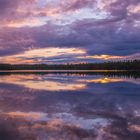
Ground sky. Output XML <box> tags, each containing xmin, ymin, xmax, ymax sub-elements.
<box><xmin>0</xmin><ymin>0</ymin><xmax>139</xmax><ymax>64</ymax></box>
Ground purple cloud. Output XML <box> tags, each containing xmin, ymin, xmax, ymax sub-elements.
<box><xmin>0</xmin><ymin>0</ymin><xmax>139</xmax><ymax>63</ymax></box>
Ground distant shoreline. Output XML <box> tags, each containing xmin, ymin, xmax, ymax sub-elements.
<box><xmin>0</xmin><ymin>70</ymin><xmax>139</xmax><ymax>78</ymax></box>
<box><xmin>0</xmin><ymin>70</ymin><xmax>139</xmax><ymax>73</ymax></box>
<box><xmin>0</xmin><ymin>60</ymin><xmax>140</xmax><ymax>71</ymax></box>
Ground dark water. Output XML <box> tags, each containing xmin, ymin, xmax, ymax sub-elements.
<box><xmin>0</xmin><ymin>72</ymin><xmax>140</xmax><ymax>140</ymax></box>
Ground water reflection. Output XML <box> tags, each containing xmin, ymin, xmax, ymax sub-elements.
<box><xmin>0</xmin><ymin>74</ymin><xmax>139</xmax><ymax>91</ymax></box>
<box><xmin>77</xmin><ymin>77</ymin><xmax>140</xmax><ymax>84</ymax></box>
<box><xmin>0</xmin><ymin>73</ymin><xmax>140</xmax><ymax>140</ymax></box>
<box><xmin>0</xmin><ymin>75</ymin><xmax>86</xmax><ymax>91</ymax></box>
<box><xmin>4</xmin><ymin>111</ymin><xmax>110</xmax><ymax>129</ymax></box>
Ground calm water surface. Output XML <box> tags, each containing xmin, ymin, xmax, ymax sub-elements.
<box><xmin>0</xmin><ymin>72</ymin><xmax>140</xmax><ymax>140</ymax></box>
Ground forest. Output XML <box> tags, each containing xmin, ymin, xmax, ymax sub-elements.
<box><xmin>0</xmin><ymin>60</ymin><xmax>140</xmax><ymax>70</ymax></box>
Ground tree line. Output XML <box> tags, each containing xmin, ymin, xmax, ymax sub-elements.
<box><xmin>0</xmin><ymin>60</ymin><xmax>140</xmax><ymax>70</ymax></box>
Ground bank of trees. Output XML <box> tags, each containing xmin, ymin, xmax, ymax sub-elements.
<box><xmin>0</xmin><ymin>60</ymin><xmax>140</xmax><ymax>70</ymax></box>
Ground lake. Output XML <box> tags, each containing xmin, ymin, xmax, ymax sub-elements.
<box><xmin>0</xmin><ymin>72</ymin><xmax>140</xmax><ymax>140</ymax></box>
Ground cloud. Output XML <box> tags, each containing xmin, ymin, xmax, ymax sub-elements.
<box><xmin>0</xmin><ymin>0</ymin><xmax>139</xmax><ymax>63</ymax></box>
<box><xmin>0</xmin><ymin>47</ymin><xmax>86</xmax><ymax>64</ymax></box>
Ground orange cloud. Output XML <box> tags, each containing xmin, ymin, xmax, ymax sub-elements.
<box><xmin>127</xmin><ymin>4</ymin><xmax>140</xmax><ymax>14</ymax></box>
<box><xmin>91</xmin><ymin>54</ymin><xmax>123</xmax><ymax>60</ymax></box>
<box><xmin>5</xmin><ymin>111</ymin><xmax>46</xmax><ymax>120</ymax></box>
<box><xmin>0</xmin><ymin>47</ymin><xmax>86</xmax><ymax>64</ymax></box>
<box><xmin>0</xmin><ymin>57</ymin><xmax>37</xmax><ymax>64</ymax></box>
<box><xmin>6</xmin><ymin>18</ymin><xmax>46</xmax><ymax>28</ymax></box>
<box><xmin>77</xmin><ymin>54</ymin><xmax>123</xmax><ymax>60</ymax></box>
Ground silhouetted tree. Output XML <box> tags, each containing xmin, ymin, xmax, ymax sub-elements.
<box><xmin>0</xmin><ymin>60</ymin><xmax>140</xmax><ymax>70</ymax></box>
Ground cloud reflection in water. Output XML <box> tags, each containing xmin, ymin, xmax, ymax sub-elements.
<box><xmin>0</xmin><ymin>73</ymin><xmax>140</xmax><ymax>140</ymax></box>
<box><xmin>0</xmin><ymin>74</ymin><xmax>139</xmax><ymax>91</ymax></box>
